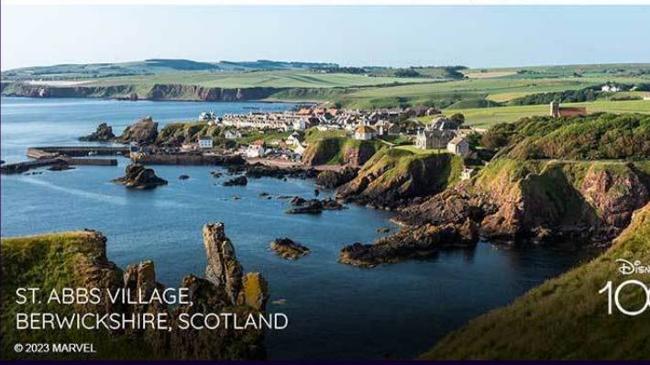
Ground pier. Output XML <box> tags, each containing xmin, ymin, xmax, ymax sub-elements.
<box><xmin>2</xmin><ymin>146</ymin><xmax>124</xmax><ymax>175</ymax></box>
<box><xmin>26</xmin><ymin>146</ymin><xmax>129</xmax><ymax>159</ymax></box>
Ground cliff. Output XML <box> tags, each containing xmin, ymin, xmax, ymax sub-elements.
<box><xmin>0</xmin><ymin>223</ymin><xmax>268</xmax><ymax>360</ymax></box>
<box><xmin>422</xmin><ymin>202</ymin><xmax>650</xmax><ymax>360</ymax></box>
<box><xmin>398</xmin><ymin>159</ymin><xmax>650</xmax><ymax>244</ymax></box>
<box><xmin>155</xmin><ymin>121</ymin><xmax>224</xmax><ymax>147</ymax></box>
<box><xmin>302</xmin><ymin>137</ymin><xmax>383</xmax><ymax>167</ymax></box>
<box><xmin>336</xmin><ymin>148</ymin><xmax>463</xmax><ymax>209</ymax></box>
<box><xmin>1</xmin><ymin>82</ymin><xmax>284</xmax><ymax>102</ymax></box>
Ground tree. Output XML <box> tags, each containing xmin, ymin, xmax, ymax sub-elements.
<box><xmin>450</xmin><ymin>113</ymin><xmax>465</xmax><ymax>125</ymax></box>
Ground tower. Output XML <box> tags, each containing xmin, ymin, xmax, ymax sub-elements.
<box><xmin>550</xmin><ymin>101</ymin><xmax>560</xmax><ymax>118</ymax></box>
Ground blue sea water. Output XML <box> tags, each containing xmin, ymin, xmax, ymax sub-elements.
<box><xmin>0</xmin><ymin>97</ymin><xmax>595</xmax><ymax>360</ymax></box>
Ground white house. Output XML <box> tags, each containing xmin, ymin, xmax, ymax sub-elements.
<box><xmin>354</xmin><ymin>125</ymin><xmax>376</xmax><ymax>141</ymax></box>
<box><xmin>601</xmin><ymin>84</ymin><xmax>621</xmax><ymax>92</ymax></box>
<box><xmin>199</xmin><ymin>111</ymin><xmax>217</xmax><ymax>122</ymax></box>
<box><xmin>198</xmin><ymin>137</ymin><xmax>213</xmax><ymax>150</ymax></box>
<box><xmin>293</xmin><ymin>118</ymin><xmax>309</xmax><ymax>131</ymax></box>
<box><xmin>286</xmin><ymin>132</ymin><xmax>303</xmax><ymax>147</ymax></box>
<box><xmin>447</xmin><ymin>136</ymin><xmax>470</xmax><ymax>157</ymax></box>
<box><xmin>224</xmin><ymin>130</ymin><xmax>242</xmax><ymax>140</ymax></box>
<box><xmin>245</xmin><ymin>140</ymin><xmax>266</xmax><ymax>158</ymax></box>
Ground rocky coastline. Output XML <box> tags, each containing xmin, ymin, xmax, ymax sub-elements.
<box><xmin>1</xmin><ymin>82</ymin><xmax>284</xmax><ymax>102</ymax></box>
<box><xmin>0</xmin><ymin>222</ymin><xmax>269</xmax><ymax>360</ymax></box>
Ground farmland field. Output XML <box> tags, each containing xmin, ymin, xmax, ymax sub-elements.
<box><xmin>440</xmin><ymin>99</ymin><xmax>650</xmax><ymax>127</ymax></box>
<box><xmin>80</xmin><ymin>70</ymin><xmax>436</xmax><ymax>89</ymax></box>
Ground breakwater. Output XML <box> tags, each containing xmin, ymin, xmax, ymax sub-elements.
<box><xmin>1</xmin><ymin>157</ymin><xmax>117</xmax><ymax>174</ymax></box>
<box><xmin>2</xmin><ymin>146</ymin><xmax>125</xmax><ymax>174</ymax></box>
<box><xmin>26</xmin><ymin>146</ymin><xmax>129</xmax><ymax>159</ymax></box>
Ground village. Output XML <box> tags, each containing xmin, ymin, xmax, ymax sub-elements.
<box><xmin>122</xmin><ymin>100</ymin><xmax>589</xmax><ymax>179</ymax></box>
<box><xmin>173</xmin><ymin>105</ymin><xmax>478</xmax><ymax>160</ymax></box>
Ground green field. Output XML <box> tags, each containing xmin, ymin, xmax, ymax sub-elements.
<box><xmin>440</xmin><ymin>99</ymin><xmax>650</xmax><ymax>127</ymax></box>
<box><xmin>327</xmin><ymin>72</ymin><xmax>650</xmax><ymax>109</ymax></box>
<box><xmin>4</xmin><ymin>62</ymin><xmax>650</xmax><ymax>113</ymax></box>
<box><xmin>81</xmin><ymin>70</ymin><xmax>435</xmax><ymax>89</ymax></box>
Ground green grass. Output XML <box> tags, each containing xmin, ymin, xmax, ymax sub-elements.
<box><xmin>423</xmin><ymin>202</ymin><xmax>650</xmax><ymax>360</ymax></box>
<box><xmin>1</xmin><ymin>231</ymin><xmax>153</xmax><ymax>360</ymax></box>
<box><xmin>82</xmin><ymin>70</ymin><xmax>435</xmax><ymax>89</ymax></box>
<box><xmin>443</xmin><ymin>100</ymin><xmax>650</xmax><ymax>127</ymax></box>
<box><xmin>6</xmin><ymin>62</ymin><xmax>650</xmax><ymax>111</ymax></box>
<box><xmin>235</xmin><ymin>130</ymin><xmax>291</xmax><ymax>145</ymax></box>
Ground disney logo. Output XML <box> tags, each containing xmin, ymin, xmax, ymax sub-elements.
<box><xmin>616</xmin><ymin>259</ymin><xmax>650</xmax><ymax>275</ymax></box>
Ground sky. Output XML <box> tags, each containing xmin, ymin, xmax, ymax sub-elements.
<box><xmin>1</xmin><ymin>5</ymin><xmax>650</xmax><ymax>70</ymax></box>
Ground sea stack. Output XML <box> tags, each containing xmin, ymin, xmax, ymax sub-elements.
<box><xmin>113</xmin><ymin>163</ymin><xmax>168</xmax><ymax>189</ymax></box>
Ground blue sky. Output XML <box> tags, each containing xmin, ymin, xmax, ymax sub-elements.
<box><xmin>1</xmin><ymin>5</ymin><xmax>649</xmax><ymax>70</ymax></box>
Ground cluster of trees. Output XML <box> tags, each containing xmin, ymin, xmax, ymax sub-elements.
<box><xmin>508</xmin><ymin>87</ymin><xmax>600</xmax><ymax>106</ymax></box>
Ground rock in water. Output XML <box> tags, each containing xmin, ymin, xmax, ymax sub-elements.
<box><xmin>113</xmin><ymin>163</ymin><xmax>168</xmax><ymax>189</ymax></box>
<box><xmin>117</xmin><ymin>116</ymin><xmax>158</xmax><ymax>144</ymax></box>
<box><xmin>223</xmin><ymin>175</ymin><xmax>248</xmax><ymax>186</ymax></box>
<box><xmin>286</xmin><ymin>196</ymin><xmax>344</xmax><ymax>214</ymax></box>
<box><xmin>270</xmin><ymin>238</ymin><xmax>311</xmax><ymax>260</ymax></box>
<box><xmin>79</xmin><ymin>122</ymin><xmax>115</xmax><ymax>142</ymax></box>
<box><xmin>178</xmin><ymin>174</ymin><xmax>190</xmax><ymax>180</ymax></box>
<box><xmin>321</xmin><ymin>198</ymin><xmax>344</xmax><ymax>210</ymax></box>
<box><xmin>339</xmin><ymin>220</ymin><xmax>479</xmax><ymax>267</ymax></box>
<box><xmin>239</xmin><ymin>273</ymin><xmax>269</xmax><ymax>310</ymax></box>
<box><xmin>203</xmin><ymin>222</ymin><xmax>243</xmax><ymax>303</ymax></box>
<box><xmin>47</xmin><ymin>161</ymin><xmax>74</xmax><ymax>171</ymax></box>
<box><xmin>286</xmin><ymin>198</ymin><xmax>323</xmax><ymax>214</ymax></box>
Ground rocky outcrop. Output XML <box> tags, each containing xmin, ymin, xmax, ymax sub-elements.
<box><xmin>336</xmin><ymin>149</ymin><xmax>463</xmax><ymax>209</ymax></box>
<box><xmin>203</xmin><ymin>222</ymin><xmax>243</xmax><ymax>304</ymax></box>
<box><xmin>302</xmin><ymin>138</ymin><xmax>381</xmax><ymax>167</ymax></box>
<box><xmin>422</xmin><ymin>203</ymin><xmax>650</xmax><ymax>360</ymax></box>
<box><xmin>285</xmin><ymin>196</ymin><xmax>344</xmax><ymax>214</ymax></box>
<box><xmin>315</xmin><ymin>167</ymin><xmax>358</xmax><ymax>189</ymax></box>
<box><xmin>270</xmin><ymin>238</ymin><xmax>311</xmax><ymax>260</ymax></box>
<box><xmin>230</xmin><ymin>163</ymin><xmax>317</xmax><ymax>180</ymax></box>
<box><xmin>117</xmin><ymin>117</ymin><xmax>158</xmax><ymax>144</ymax></box>
<box><xmin>398</xmin><ymin>159</ymin><xmax>650</xmax><ymax>245</ymax></box>
<box><xmin>1</xmin><ymin>83</ymin><xmax>137</xmax><ymax>99</ymax></box>
<box><xmin>339</xmin><ymin>219</ymin><xmax>479</xmax><ymax>267</ymax></box>
<box><xmin>1</xmin><ymin>224</ymin><xmax>269</xmax><ymax>360</ymax></box>
<box><xmin>133</xmin><ymin>153</ymin><xmax>246</xmax><ymax>166</ymax></box>
<box><xmin>79</xmin><ymin>122</ymin><xmax>116</xmax><ymax>142</ymax></box>
<box><xmin>113</xmin><ymin>163</ymin><xmax>168</xmax><ymax>189</ymax></box>
<box><xmin>397</xmin><ymin>186</ymin><xmax>493</xmax><ymax>227</ymax></box>
<box><xmin>239</xmin><ymin>273</ymin><xmax>269</xmax><ymax>311</ymax></box>
<box><xmin>146</xmin><ymin>84</ymin><xmax>279</xmax><ymax>102</ymax></box>
<box><xmin>1</xmin><ymin>82</ymin><xmax>281</xmax><ymax>102</ymax></box>
<box><xmin>223</xmin><ymin>175</ymin><xmax>248</xmax><ymax>187</ymax></box>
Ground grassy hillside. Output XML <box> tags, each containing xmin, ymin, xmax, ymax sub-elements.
<box><xmin>0</xmin><ymin>231</ymin><xmax>151</xmax><ymax>360</ymax></box>
<box><xmin>479</xmin><ymin>113</ymin><xmax>650</xmax><ymax>160</ymax></box>
<box><xmin>302</xmin><ymin>129</ymin><xmax>384</xmax><ymax>166</ymax></box>
<box><xmin>4</xmin><ymin>61</ymin><xmax>650</xmax><ymax>111</ymax></box>
<box><xmin>1</xmin><ymin>59</ymin><xmax>338</xmax><ymax>80</ymax></box>
<box><xmin>423</xmin><ymin>202</ymin><xmax>650</xmax><ymax>360</ymax></box>
<box><xmin>73</xmin><ymin>70</ymin><xmax>435</xmax><ymax>89</ymax></box>
<box><xmin>444</xmin><ymin>100</ymin><xmax>650</xmax><ymax>127</ymax></box>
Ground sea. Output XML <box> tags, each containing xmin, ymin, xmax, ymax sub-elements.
<box><xmin>0</xmin><ymin>96</ymin><xmax>595</xmax><ymax>360</ymax></box>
